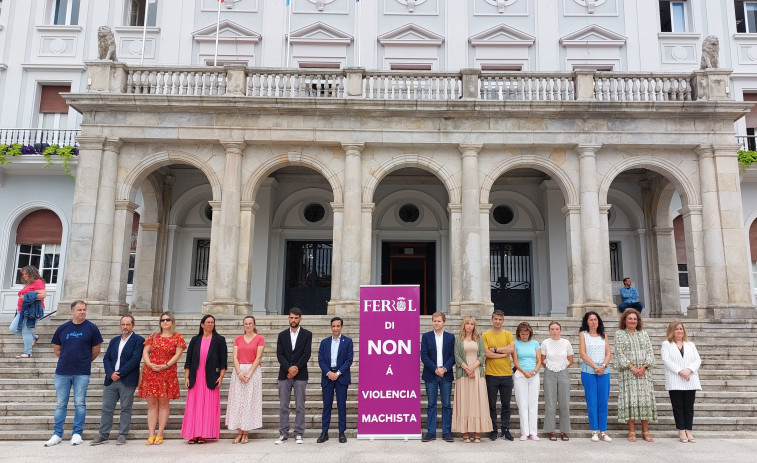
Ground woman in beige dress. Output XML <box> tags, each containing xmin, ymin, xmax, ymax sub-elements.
<box><xmin>452</xmin><ymin>316</ymin><xmax>492</xmax><ymax>442</ymax></box>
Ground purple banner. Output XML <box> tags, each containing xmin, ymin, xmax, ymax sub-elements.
<box><xmin>358</xmin><ymin>285</ymin><xmax>421</xmax><ymax>439</ymax></box>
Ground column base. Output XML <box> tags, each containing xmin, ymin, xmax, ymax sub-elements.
<box><xmin>686</xmin><ymin>304</ymin><xmax>757</xmax><ymax>320</ymax></box>
<box><xmin>459</xmin><ymin>301</ymin><xmax>492</xmax><ymax>317</ymax></box>
<box><xmin>448</xmin><ymin>301</ymin><xmax>461</xmax><ymax>315</ymax></box>
<box><xmin>202</xmin><ymin>301</ymin><xmax>252</xmax><ymax>316</ymax></box>
<box><xmin>330</xmin><ymin>300</ymin><xmax>360</xmax><ymax>315</ymax></box>
<box><xmin>566</xmin><ymin>303</ymin><xmax>616</xmax><ymax>319</ymax></box>
<box><xmin>55</xmin><ymin>300</ymin><xmax>129</xmax><ymax>319</ymax></box>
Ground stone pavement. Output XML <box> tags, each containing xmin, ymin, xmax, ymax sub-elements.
<box><xmin>2</xmin><ymin>436</ymin><xmax>756</xmax><ymax>463</ymax></box>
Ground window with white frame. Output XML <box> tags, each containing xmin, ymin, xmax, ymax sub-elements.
<box><xmin>15</xmin><ymin>244</ymin><xmax>61</xmax><ymax>285</ymax></box>
<box><xmin>38</xmin><ymin>85</ymin><xmax>71</xmax><ymax>131</ymax></box>
<box><xmin>736</xmin><ymin>1</ymin><xmax>757</xmax><ymax>33</ymax></box>
<box><xmin>660</xmin><ymin>1</ymin><xmax>688</xmax><ymax>33</ymax></box>
<box><xmin>51</xmin><ymin>0</ymin><xmax>80</xmax><ymax>26</ymax></box>
<box><xmin>128</xmin><ymin>0</ymin><xmax>158</xmax><ymax>27</ymax></box>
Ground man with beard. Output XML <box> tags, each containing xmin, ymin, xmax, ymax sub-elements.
<box><xmin>275</xmin><ymin>307</ymin><xmax>312</xmax><ymax>444</ymax></box>
<box><xmin>91</xmin><ymin>315</ymin><xmax>145</xmax><ymax>445</ymax></box>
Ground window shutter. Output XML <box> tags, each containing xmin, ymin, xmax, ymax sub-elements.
<box><xmin>16</xmin><ymin>210</ymin><xmax>63</xmax><ymax>244</ymax></box>
<box><xmin>39</xmin><ymin>85</ymin><xmax>71</xmax><ymax>113</ymax></box>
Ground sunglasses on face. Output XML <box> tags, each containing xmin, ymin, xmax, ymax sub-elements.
<box><xmin>160</xmin><ymin>318</ymin><xmax>172</xmax><ymax>322</ymax></box>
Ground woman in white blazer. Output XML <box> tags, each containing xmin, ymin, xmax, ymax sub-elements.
<box><xmin>660</xmin><ymin>321</ymin><xmax>701</xmax><ymax>443</ymax></box>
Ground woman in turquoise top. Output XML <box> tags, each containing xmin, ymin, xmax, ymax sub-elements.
<box><xmin>511</xmin><ymin>322</ymin><xmax>542</xmax><ymax>440</ymax></box>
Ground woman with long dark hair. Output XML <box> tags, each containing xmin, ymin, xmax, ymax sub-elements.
<box><xmin>579</xmin><ymin>311</ymin><xmax>612</xmax><ymax>442</ymax></box>
<box><xmin>182</xmin><ymin>315</ymin><xmax>227</xmax><ymax>444</ymax></box>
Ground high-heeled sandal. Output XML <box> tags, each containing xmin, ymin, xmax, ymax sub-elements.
<box><xmin>641</xmin><ymin>432</ymin><xmax>654</xmax><ymax>442</ymax></box>
<box><xmin>154</xmin><ymin>436</ymin><xmax>163</xmax><ymax>445</ymax></box>
<box><xmin>145</xmin><ymin>435</ymin><xmax>156</xmax><ymax>445</ymax></box>
<box><xmin>241</xmin><ymin>433</ymin><xmax>249</xmax><ymax>444</ymax></box>
<box><xmin>233</xmin><ymin>434</ymin><xmax>243</xmax><ymax>444</ymax></box>
<box><xmin>627</xmin><ymin>431</ymin><xmax>636</xmax><ymax>442</ymax></box>
<box><xmin>685</xmin><ymin>431</ymin><xmax>695</xmax><ymax>443</ymax></box>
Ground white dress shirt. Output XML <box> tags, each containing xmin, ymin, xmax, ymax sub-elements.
<box><xmin>435</xmin><ymin>332</ymin><xmax>444</xmax><ymax>368</ymax></box>
<box><xmin>661</xmin><ymin>340</ymin><xmax>702</xmax><ymax>391</ymax></box>
<box><xmin>331</xmin><ymin>335</ymin><xmax>341</xmax><ymax>368</ymax></box>
<box><xmin>114</xmin><ymin>332</ymin><xmax>133</xmax><ymax>371</ymax></box>
<box><xmin>290</xmin><ymin>327</ymin><xmax>300</xmax><ymax>350</ymax></box>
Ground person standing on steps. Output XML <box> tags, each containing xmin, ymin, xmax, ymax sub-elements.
<box><xmin>316</xmin><ymin>317</ymin><xmax>353</xmax><ymax>444</ymax></box>
<box><xmin>275</xmin><ymin>307</ymin><xmax>312</xmax><ymax>445</ymax></box>
<box><xmin>45</xmin><ymin>300</ymin><xmax>103</xmax><ymax>447</ymax></box>
<box><xmin>482</xmin><ymin>310</ymin><xmax>516</xmax><ymax>442</ymax></box>
<box><xmin>420</xmin><ymin>312</ymin><xmax>456</xmax><ymax>443</ymax></box>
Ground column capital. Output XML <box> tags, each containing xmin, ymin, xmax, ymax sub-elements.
<box><xmin>561</xmin><ymin>204</ymin><xmax>581</xmax><ymax>216</ymax></box>
<box><xmin>694</xmin><ymin>145</ymin><xmax>714</xmax><ymax>158</ymax></box>
<box><xmin>163</xmin><ymin>174</ymin><xmax>176</xmax><ymax>186</ymax></box>
<box><xmin>361</xmin><ymin>202</ymin><xmax>375</xmax><ymax>213</ymax></box>
<box><xmin>75</xmin><ymin>136</ymin><xmax>107</xmax><ymax>150</ymax></box>
<box><xmin>330</xmin><ymin>202</ymin><xmax>344</xmax><ymax>213</ymax></box>
<box><xmin>576</xmin><ymin>143</ymin><xmax>601</xmax><ymax>157</ymax></box>
<box><xmin>140</xmin><ymin>223</ymin><xmax>161</xmax><ymax>232</ymax></box>
<box><xmin>208</xmin><ymin>200</ymin><xmax>222</xmax><ymax>211</ymax></box>
<box><xmin>480</xmin><ymin>203</ymin><xmax>493</xmax><ymax>213</ymax></box>
<box><xmin>653</xmin><ymin>226</ymin><xmax>674</xmax><ymax>235</ymax></box>
<box><xmin>599</xmin><ymin>204</ymin><xmax>611</xmax><ymax>214</ymax></box>
<box><xmin>712</xmin><ymin>144</ymin><xmax>742</xmax><ymax>157</ymax></box>
<box><xmin>103</xmin><ymin>138</ymin><xmax>123</xmax><ymax>154</ymax></box>
<box><xmin>114</xmin><ymin>200</ymin><xmax>139</xmax><ymax>212</ymax></box>
<box><xmin>221</xmin><ymin>141</ymin><xmax>246</xmax><ymax>154</ymax></box>
<box><xmin>448</xmin><ymin>203</ymin><xmax>462</xmax><ymax>213</ymax></box>
<box><xmin>678</xmin><ymin>205</ymin><xmax>703</xmax><ymax>217</ymax></box>
<box><xmin>458</xmin><ymin>144</ymin><xmax>483</xmax><ymax>156</ymax></box>
<box><xmin>241</xmin><ymin>201</ymin><xmax>260</xmax><ymax>214</ymax></box>
<box><xmin>342</xmin><ymin>143</ymin><xmax>365</xmax><ymax>156</ymax></box>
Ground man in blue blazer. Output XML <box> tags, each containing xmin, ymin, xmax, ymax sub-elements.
<box><xmin>91</xmin><ymin>315</ymin><xmax>144</xmax><ymax>445</ymax></box>
<box><xmin>317</xmin><ymin>317</ymin><xmax>354</xmax><ymax>444</ymax></box>
<box><xmin>420</xmin><ymin>311</ymin><xmax>456</xmax><ymax>442</ymax></box>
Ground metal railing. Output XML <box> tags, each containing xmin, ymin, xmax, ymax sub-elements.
<box><xmin>737</xmin><ymin>135</ymin><xmax>756</xmax><ymax>151</ymax></box>
<box><xmin>0</xmin><ymin>128</ymin><xmax>81</xmax><ymax>149</ymax></box>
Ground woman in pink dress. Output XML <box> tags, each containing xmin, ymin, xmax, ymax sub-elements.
<box><xmin>182</xmin><ymin>315</ymin><xmax>227</xmax><ymax>443</ymax></box>
<box><xmin>226</xmin><ymin>316</ymin><xmax>265</xmax><ymax>443</ymax></box>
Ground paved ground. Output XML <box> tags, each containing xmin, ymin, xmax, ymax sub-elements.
<box><xmin>3</xmin><ymin>436</ymin><xmax>756</xmax><ymax>463</ymax></box>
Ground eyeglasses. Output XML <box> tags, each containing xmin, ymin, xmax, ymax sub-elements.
<box><xmin>160</xmin><ymin>318</ymin><xmax>172</xmax><ymax>323</ymax></box>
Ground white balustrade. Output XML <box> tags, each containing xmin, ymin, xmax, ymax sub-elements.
<box><xmin>593</xmin><ymin>73</ymin><xmax>692</xmax><ymax>102</ymax></box>
<box><xmin>246</xmin><ymin>71</ymin><xmax>344</xmax><ymax>98</ymax></box>
<box><xmin>127</xmin><ymin>68</ymin><xmax>227</xmax><ymax>96</ymax></box>
<box><xmin>363</xmin><ymin>72</ymin><xmax>462</xmax><ymax>100</ymax></box>
<box><xmin>479</xmin><ymin>73</ymin><xmax>575</xmax><ymax>101</ymax></box>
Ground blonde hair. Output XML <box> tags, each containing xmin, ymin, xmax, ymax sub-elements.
<box><xmin>157</xmin><ymin>311</ymin><xmax>177</xmax><ymax>336</ymax></box>
<box><xmin>666</xmin><ymin>321</ymin><xmax>689</xmax><ymax>343</ymax></box>
<box><xmin>459</xmin><ymin>316</ymin><xmax>480</xmax><ymax>341</ymax></box>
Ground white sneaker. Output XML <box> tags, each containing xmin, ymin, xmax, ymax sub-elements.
<box><xmin>274</xmin><ymin>435</ymin><xmax>287</xmax><ymax>444</ymax></box>
<box><xmin>71</xmin><ymin>434</ymin><xmax>83</xmax><ymax>446</ymax></box>
<box><xmin>295</xmin><ymin>435</ymin><xmax>303</xmax><ymax>444</ymax></box>
<box><xmin>591</xmin><ymin>431</ymin><xmax>600</xmax><ymax>442</ymax></box>
<box><xmin>44</xmin><ymin>435</ymin><xmax>62</xmax><ymax>447</ymax></box>
<box><xmin>601</xmin><ymin>432</ymin><xmax>613</xmax><ymax>442</ymax></box>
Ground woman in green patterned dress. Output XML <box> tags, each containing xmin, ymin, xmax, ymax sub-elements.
<box><xmin>614</xmin><ymin>308</ymin><xmax>657</xmax><ymax>442</ymax></box>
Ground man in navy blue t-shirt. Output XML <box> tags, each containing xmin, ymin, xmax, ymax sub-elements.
<box><xmin>44</xmin><ymin>300</ymin><xmax>103</xmax><ymax>447</ymax></box>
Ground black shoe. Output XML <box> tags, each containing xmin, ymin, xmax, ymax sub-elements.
<box><xmin>421</xmin><ymin>433</ymin><xmax>436</xmax><ymax>442</ymax></box>
<box><xmin>338</xmin><ymin>433</ymin><xmax>347</xmax><ymax>443</ymax></box>
<box><xmin>442</xmin><ymin>433</ymin><xmax>454</xmax><ymax>442</ymax></box>
<box><xmin>502</xmin><ymin>429</ymin><xmax>514</xmax><ymax>441</ymax></box>
<box><xmin>489</xmin><ymin>431</ymin><xmax>498</xmax><ymax>441</ymax></box>
<box><xmin>316</xmin><ymin>433</ymin><xmax>329</xmax><ymax>443</ymax></box>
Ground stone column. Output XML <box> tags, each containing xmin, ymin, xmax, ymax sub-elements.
<box><xmin>599</xmin><ymin>205</ymin><xmax>613</xmax><ymax>304</ymax></box>
<box><xmin>337</xmin><ymin>143</ymin><xmax>363</xmax><ymax>314</ymax></box>
<box><xmin>130</xmin><ymin>221</ymin><xmax>159</xmax><ymax>313</ymax></box>
<box><xmin>360</xmin><ymin>203</ymin><xmax>374</xmax><ymax>286</ymax></box>
<box><xmin>480</xmin><ymin>203</ymin><xmax>494</xmax><ymax>310</ymax></box>
<box><xmin>695</xmin><ymin>146</ymin><xmax>727</xmax><ymax>309</ymax></box>
<box><xmin>109</xmin><ymin>200</ymin><xmax>138</xmax><ymax>315</ymax></box>
<box><xmin>459</xmin><ymin>144</ymin><xmax>486</xmax><ymax>314</ymax></box>
<box><xmin>679</xmin><ymin>206</ymin><xmax>707</xmax><ymax>314</ymax></box>
<box><xmin>564</xmin><ymin>205</ymin><xmax>585</xmax><ymax>316</ymax></box>
<box><xmin>328</xmin><ymin>203</ymin><xmax>343</xmax><ymax>315</ymax></box>
<box><xmin>67</xmin><ymin>138</ymin><xmax>121</xmax><ymax>316</ymax></box>
<box><xmin>151</xmin><ymin>175</ymin><xmax>174</xmax><ymax>314</ymax></box>
<box><xmin>448</xmin><ymin>203</ymin><xmax>462</xmax><ymax>314</ymax></box>
<box><xmin>653</xmin><ymin>226</ymin><xmax>682</xmax><ymax>316</ymax></box>
<box><xmin>542</xmin><ymin>180</ymin><xmax>569</xmax><ymax>316</ymax></box>
<box><xmin>204</xmin><ymin>200</ymin><xmax>222</xmax><ymax>304</ymax></box>
<box><xmin>713</xmin><ymin>144</ymin><xmax>755</xmax><ymax>315</ymax></box>
<box><xmin>577</xmin><ymin>144</ymin><xmax>610</xmax><ymax>316</ymax></box>
<box><xmin>205</xmin><ymin>142</ymin><xmax>245</xmax><ymax>315</ymax></box>
<box><xmin>162</xmin><ymin>224</ymin><xmax>178</xmax><ymax>312</ymax></box>
<box><xmin>237</xmin><ymin>201</ymin><xmax>259</xmax><ymax>311</ymax></box>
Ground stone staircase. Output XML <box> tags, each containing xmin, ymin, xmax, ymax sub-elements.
<box><xmin>1</xmin><ymin>315</ymin><xmax>756</xmax><ymax>441</ymax></box>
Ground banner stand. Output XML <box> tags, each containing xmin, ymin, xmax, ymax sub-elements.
<box><xmin>357</xmin><ymin>285</ymin><xmax>422</xmax><ymax>441</ymax></box>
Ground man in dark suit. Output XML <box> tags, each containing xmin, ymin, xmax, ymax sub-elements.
<box><xmin>275</xmin><ymin>307</ymin><xmax>313</xmax><ymax>444</ymax></box>
<box><xmin>420</xmin><ymin>311</ymin><xmax>456</xmax><ymax>443</ymax></box>
<box><xmin>316</xmin><ymin>317</ymin><xmax>353</xmax><ymax>444</ymax></box>
<box><xmin>91</xmin><ymin>315</ymin><xmax>144</xmax><ymax>445</ymax></box>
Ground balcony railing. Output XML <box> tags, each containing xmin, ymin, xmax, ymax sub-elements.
<box><xmin>85</xmin><ymin>63</ymin><xmax>730</xmax><ymax>102</ymax></box>
<box><xmin>737</xmin><ymin>135</ymin><xmax>756</xmax><ymax>151</ymax></box>
<box><xmin>0</xmin><ymin>128</ymin><xmax>81</xmax><ymax>149</ymax></box>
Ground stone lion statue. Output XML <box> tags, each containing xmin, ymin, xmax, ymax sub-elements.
<box><xmin>97</xmin><ymin>26</ymin><xmax>117</xmax><ymax>61</ymax></box>
<box><xmin>700</xmin><ymin>35</ymin><xmax>719</xmax><ymax>69</ymax></box>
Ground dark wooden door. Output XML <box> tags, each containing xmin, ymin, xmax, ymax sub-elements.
<box><xmin>490</xmin><ymin>242</ymin><xmax>532</xmax><ymax>316</ymax></box>
<box><xmin>381</xmin><ymin>242</ymin><xmax>435</xmax><ymax>315</ymax></box>
<box><xmin>283</xmin><ymin>241</ymin><xmax>332</xmax><ymax>315</ymax></box>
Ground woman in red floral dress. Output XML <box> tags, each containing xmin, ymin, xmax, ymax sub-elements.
<box><xmin>138</xmin><ymin>311</ymin><xmax>186</xmax><ymax>445</ymax></box>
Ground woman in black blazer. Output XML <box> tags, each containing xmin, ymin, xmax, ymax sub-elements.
<box><xmin>181</xmin><ymin>315</ymin><xmax>227</xmax><ymax>443</ymax></box>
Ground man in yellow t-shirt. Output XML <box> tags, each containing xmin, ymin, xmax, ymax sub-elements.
<box><xmin>482</xmin><ymin>310</ymin><xmax>515</xmax><ymax>441</ymax></box>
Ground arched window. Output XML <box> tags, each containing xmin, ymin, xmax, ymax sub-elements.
<box><xmin>14</xmin><ymin>210</ymin><xmax>63</xmax><ymax>285</ymax></box>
